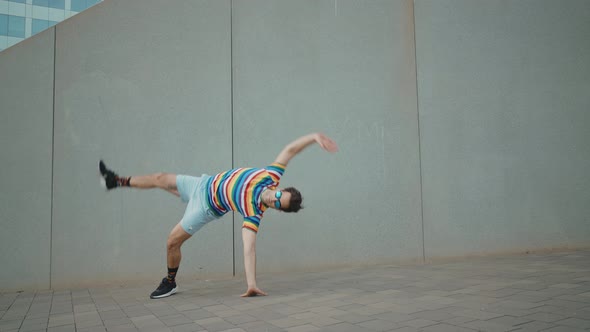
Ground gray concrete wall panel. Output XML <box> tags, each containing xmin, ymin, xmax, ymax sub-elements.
<box><xmin>0</xmin><ymin>29</ymin><xmax>55</xmax><ymax>290</ymax></box>
<box><xmin>51</xmin><ymin>0</ymin><xmax>233</xmax><ymax>288</ymax></box>
<box><xmin>232</xmin><ymin>0</ymin><xmax>424</xmax><ymax>274</ymax></box>
<box><xmin>415</xmin><ymin>0</ymin><xmax>590</xmax><ymax>258</ymax></box>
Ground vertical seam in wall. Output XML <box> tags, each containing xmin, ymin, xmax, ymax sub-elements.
<box><xmin>412</xmin><ymin>0</ymin><xmax>426</xmax><ymax>263</ymax></box>
<box><xmin>50</xmin><ymin>26</ymin><xmax>57</xmax><ymax>289</ymax></box>
<box><xmin>230</xmin><ymin>0</ymin><xmax>235</xmax><ymax>277</ymax></box>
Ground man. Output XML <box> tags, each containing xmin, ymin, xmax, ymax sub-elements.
<box><xmin>99</xmin><ymin>132</ymin><xmax>338</xmax><ymax>299</ymax></box>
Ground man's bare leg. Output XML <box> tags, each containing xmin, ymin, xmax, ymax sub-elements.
<box><xmin>129</xmin><ymin>173</ymin><xmax>180</xmax><ymax>197</ymax></box>
<box><xmin>149</xmin><ymin>223</ymin><xmax>191</xmax><ymax>299</ymax></box>
<box><xmin>99</xmin><ymin>161</ymin><xmax>189</xmax><ymax>299</ymax></box>
<box><xmin>99</xmin><ymin>161</ymin><xmax>179</xmax><ymax>196</ymax></box>
<box><xmin>167</xmin><ymin>223</ymin><xmax>192</xmax><ymax>269</ymax></box>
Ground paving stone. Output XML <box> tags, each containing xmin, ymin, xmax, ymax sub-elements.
<box><xmin>104</xmin><ymin>316</ymin><xmax>134</xmax><ymax>328</ymax></box>
<box><xmin>372</xmin><ymin>311</ymin><xmax>415</xmax><ymax>323</ymax></box>
<box><xmin>400</xmin><ymin>318</ymin><xmax>439</xmax><ymax>328</ymax></box>
<box><xmin>48</xmin><ymin>314</ymin><xmax>76</xmax><ymax>328</ymax></box>
<box><xmin>159</xmin><ymin>314</ymin><xmax>194</xmax><ymax>327</ymax></box>
<box><xmin>486</xmin><ymin>315</ymin><xmax>533</xmax><ymax>327</ymax></box>
<box><xmin>170</xmin><ymin>323</ymin><xmax>205</xmax><ymax>332</ymax></box>
<box><xmin>47</xmin><ymin>325</ymin><xmax>76</xmax><ymax>332</ymax></box>
<box><xmin>75</xmin><ymin>328</ymin><xmax>107</xmax><ymax>332</ymax></box>
<box><xmin>389</xmin><ymin>327</ymin><xmax>422</xmax><ymax>332</ymax></box>
<box><xmin>223</xmin><ymin>314</ymin><xmax>258</xmax><ymax>325</ymax></box>
<box><xmin>181</xmin><ymin>308</ymin><xmax>215</xmax><ymax>320</ymax></box>
<box><xmin>422</xmin><ymin>323</ymin><xmax>477</xmax><ymax>332</ymax></box>
<box><xmin>357</xmin><ymin>318</ymin><xmax>401</xmax><ymax>331</ymax></box>
<box><xmin>51</xmin><ymin>304</ymin><xmax>74</xmax><ymax>315</ymax></box>
<box><xmin>409</xmin><ymin>309</ymin><xmax>456</xmax><ymax>321</ymax></box>
<box><xmin>549</xmin><ymin>283</ymin><xmax>580</xmax><ymax>289</ymax></box>
<box><xmin>452</xmin><ymin>308</ymin><xmax>504</xmax><ymax>320</ymax></box>
<box><xmin>389</xmin><ymin>304</ymin><xmax>425</xmax><ymax>314</ymax></box>
<box><xmin>267</xmin><ymin>317</ymin><xmax>305</xmax><ymax>328</ymax></box>
<box><xmin>130</xmin><ymin>315</ymin><xmax>166</xmax><ymax>330</ymax></box>
<box><xmin>285</xmin><ymin>324</ymin><xmax>320</xmax><ymax>332</ymax></box>
<box><xmin>306</xmin><ymin>315</ymin><xmax>341</xmax><ymax>327</ymax></box>
<box><xmin>441</xmin><ymin>315</ymin><xmax>477</xmax><ymax>325</ymax></box>
<box><xmin>19</xmin><ymin>322</ymin><xmax>50</xmax><ymax>332</ymax></box>
<box><xmin>246</xmin><ymin>308</ymin><xmax>287</xmax><ymax>321</ymax></box>
<box><xmin>477</xmin><ymin>288</ymin><xmax>525</xmax><ymax>298</ymax></box>
<box><xmin>460</xmin><ymin>319</ymin><xmax>515</xmax><ymax>332</ymax></box>
<box><xmin>310</xmin><ymin>308</ymin><xmax>347</xmax><ymax>316</ymax></box>
<box><xmin>347</xmin><ymin>305</ymin><xmax>390</xmax><ymax>316</ymax></box>
<box><xmin>194</xmin><ymin>317</ymin><xmax>236</xmax><ymax>332</ymax></box>
<box><xmin>538</xmin><ymin>299</ymin><xmax>589</xmax><ymax>309</ymax></box>
<box><xmin>520</xmin><ymin>311</ymin><xmax>568</xmax><ymax>323</ymax></box>
<box><xmin>485</xmin><ymin>305</ymin><xmax>535</xmax><ymax>317</ymax></box>
<box><xmin>553</xmin><ymin>317</ymin><xmax>590</xmax><ymax>329</ymax></box>
<box><xmin>75</xmin><ymin>304</ymin><xmax>98</xmax><ymax>313</ymax></box>
<box><xmin>493</xmin><ymin>299</ymin><xmax>544</xmax><ymax>310</ymax></box>
<box><xmin>332</xmin><ymin>312</ymin><xmax>373</xmax><ymax>324</ymax></box>
<box><xmin>99</xmin><ymin>309</ymin><xmax>128</xmax><ymax>320</ymax></box>
<box><xmin>540</xmin><ymin>326</ymin><xmax>584</xmax><ymax>332</ymax></box>
<box><xmin>236</xmin><ymin>321</ymin><xmax>283</xmax><ymax>332</ymax></box>
<box><xmin>320</xmin><ymin>322</ymin><xmax>377</xmax><ymax>332</ymax></box>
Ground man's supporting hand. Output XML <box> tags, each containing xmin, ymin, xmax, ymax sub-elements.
<box><xmin>241</xmin><ymin>287</ymin><xmax>268</xmax><ymax>297</ymax></box>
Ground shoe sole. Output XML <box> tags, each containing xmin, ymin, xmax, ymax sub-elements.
<box><xmin>99</xmin><ymin>161</ymin><xmax>107</xmax><ymax>189</ymax></box>
<box><xmin>98</xmin><ymin>160</ymin><xmax>114</xmax><ymax>190</ymax></box>
<box><xmin>150</xmin><ymin>287</ymin><xmax>177</xmax><ymax>299</ymax></box>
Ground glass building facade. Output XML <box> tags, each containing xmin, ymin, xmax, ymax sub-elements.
<box><xmin>0</xmin><ymin>0</ymin><xmax>102</xmax><ymax>52</ymax></box>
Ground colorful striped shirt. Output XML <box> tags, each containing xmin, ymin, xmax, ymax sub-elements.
<box><xmin>206</xmin><ymin>162</ymin><xmax>286</xmax><ymax>233</ymax></box>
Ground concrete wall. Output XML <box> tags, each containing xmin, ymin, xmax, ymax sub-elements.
<box><xmin>1</xmin><ymin>0</ymin><xmax>589</xmax><ymax>290</ymax></box>
<box><xmin>415</xmin><ymin>0</ymin><xmax>590</xmax><ymax>258</ymax></box>
<box><xmin>231</xmin><ymin>0</ymin><xmax>423</xmax><ymax>274</ymax></box>
<box><xmin>0</xmin><ymin>29</ymin><xmax>54</xmax><ymax>290</ymax></box>
<box><xmin>51</xmin><ymin>0</ymin><xmax>233</xmax><ymax>288</ymax></box>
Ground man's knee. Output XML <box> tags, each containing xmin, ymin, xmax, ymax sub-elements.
<box><xmin>167</xmin><ymin>236</ymin><xmax>183</xmax><ymax>251</ymax></box>
<box><xmin>167</xmin><ymin>225</ymin><xmax>191</xmax><ymax>251</ymax></box>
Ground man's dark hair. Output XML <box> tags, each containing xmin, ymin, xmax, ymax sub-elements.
<box><xmin>282</xmin><ymin>187</ymin><xmax>303</xmax><ymax>213</ymax></box>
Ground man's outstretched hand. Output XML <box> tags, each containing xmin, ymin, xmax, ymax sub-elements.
<box><xmin>241</xmin><ymin>287</ymin><xmax>267</xmax><ymax>297</ymax></box>
<box><xmin>315</xmin><ymin>133</ymin><xmax>339</xmax><ymax>153</ymax></box>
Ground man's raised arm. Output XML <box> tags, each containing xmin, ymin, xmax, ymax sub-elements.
<box><xmin>274</xmin><ymin>133</ymin><xmax>339</xmax><ymax>166</ymax></box>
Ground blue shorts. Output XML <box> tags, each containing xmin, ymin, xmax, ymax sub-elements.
<box><xmin>176</xmin><ymin>174</ymin><xmax>219</xmax><ymax>235</ymax></box>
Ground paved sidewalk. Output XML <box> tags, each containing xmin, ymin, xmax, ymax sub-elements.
<box><xmin>1</xmin><ymin>250</ymin><xmax>590</xmax><ymax>332</ymax></box>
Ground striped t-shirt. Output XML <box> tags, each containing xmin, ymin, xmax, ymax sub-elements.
<box><xmin>205</xmin><ymin>162</ymin><xmax>286</xmax><ymax>233</ymax></box>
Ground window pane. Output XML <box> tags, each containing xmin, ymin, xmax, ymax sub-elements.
<box><xmin>33</xmin><ymin>0</ymin><xmax>49</xmax><ymax>7</ymax></box>
<box><xmin>32</xmin><ymin>19</ymin><xmax>49</xmax><ymax>34</ymax></box>
<box><xmin>0</xmin><ymin>15</ymin><xmax>8</xmax><ymax>35</ymax></box>
<box><xmin>48</xmin><ymin>0</ymin><xmax>65</xmax><ymax>10</ymax></box>
<box><xmin>70</xmin><ymin>0</ymin><xmax>86</xmax><ymax>12</ymax></box>
<box><xmin>7</xmin><ymin>15</ymin><xmax>25</xmax><ymax>38</ymax></box>
<box><xmin>9</xmin><ymin>0</ymin><xmax>27</xmax><ymax>3</ymax></box>
<box><xmin>48</xmin><ymin>20</ymin><xmax>57</xmax><ymax>27</ymax></box>
<box><xmin>87</xmin><ymin>0</ymin><xmax>100</xmax><ymax>7</ymax></box>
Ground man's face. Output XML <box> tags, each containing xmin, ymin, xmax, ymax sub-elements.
<box><xmin>272</xmin><ymin>189</ymin><xmax>292</xmax><ymax>211</ymax></box>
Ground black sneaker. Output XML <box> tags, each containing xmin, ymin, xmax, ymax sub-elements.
<box><xmin>99</xmin><ymin>160</ymin><xmax>118</xmax><ymax>190</ymax></box>
<box><xmin>150</xmin><ymin>278</ymin><xmax>177</xmax><ymax>299</ymax></box>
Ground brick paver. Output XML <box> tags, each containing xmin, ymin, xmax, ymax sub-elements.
<box><xmin>1</xmin><ymin>250</ymin><xmax>589</xmax><ymax>331</ymax></box>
